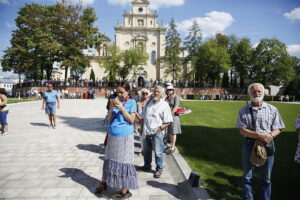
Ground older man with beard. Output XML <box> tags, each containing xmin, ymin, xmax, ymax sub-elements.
<box><xmin>236</xmin><ymin>83</ymin><xmax>285</xmax><ymax>200</ymax></box>
<box><xmin>137</xmin><ymin>86</ymin><xmax>173</xmax><ymax>178</ymax></box>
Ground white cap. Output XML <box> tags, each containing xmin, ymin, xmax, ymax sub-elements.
<box><xmin>166</xmin><ymin>85</ymin><xmax>174</xmax><ymax>90</ymax></box>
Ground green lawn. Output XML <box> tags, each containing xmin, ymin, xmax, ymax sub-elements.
<box><xmin>7</xmin><ymin>98</ymin><xmax>37</xmax><ymax>104</ymax></box>
<box><xmin>178</xmin><ymin>101</ymin><xmax>300</xmax><ymax>200</ymax></box>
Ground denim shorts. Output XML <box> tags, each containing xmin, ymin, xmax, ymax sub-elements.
<box><xmin>0</xmin><ymin>110</ymin><xmax>9</xmax><ymax>126</ymax></box>
<box><xmin>45</xmin><ymin>103</ymin><xmax>56</xmax><ymax>114</ymax></box>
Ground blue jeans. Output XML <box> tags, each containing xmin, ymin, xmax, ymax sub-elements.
<box><xmin>143</xmin><ymin>131</ymin><xmax>164</xmax><ymax>170</ymax></box>
<box><xmin>242</xmin><ymin>140</ymin><xmax>274</xmax><ymax>200</ymax></box>
<box><xmin>45</xmin><ymin>102</ymin><xmax>56</xmax><ymax>114</ymax></box>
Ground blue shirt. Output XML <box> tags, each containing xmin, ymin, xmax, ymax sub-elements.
<box><xmin>109</xmin><ymin>99</ymin><xmax>137</xmax><ymax>137</ymax></box>
<box><xmin>44</xmin><ymin>90</ymin><xmax>58</xmax><ymax>103</ymax></box>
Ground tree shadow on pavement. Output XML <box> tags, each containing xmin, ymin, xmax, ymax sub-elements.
<box><xmin>58</xmin><ymin>116</ymin><xmax>106</xmax><ymax>132</ymax></box>
<box><xmin>77</xmin><ymin>144</ymin><xmax>105</xmax><ymax>154</ymax></box>
<box><xmin>30</xmin><ymin>122</ymin><xmax>49</xmax><ymax>127</ymax></box>
<box><xmin>59</xmin><ymin>168</ymin><xmax>118</xmax><ymax>199</ymax></box>
<box><xmin>147</xmin><ymin>180</ymin><xmax>179</xmax><ymax>198</ymax></box>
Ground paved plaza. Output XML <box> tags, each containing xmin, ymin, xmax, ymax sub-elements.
<box><xmin>0</xmin><ymin>98</ymin><xmax>190</xmax><ymax>200</ymax></box>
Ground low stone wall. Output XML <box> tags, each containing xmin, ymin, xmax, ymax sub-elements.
<box><xmin>12</xmin><ymin>86</ymin><xmax>243</xmax><ymax>98</ymax></box>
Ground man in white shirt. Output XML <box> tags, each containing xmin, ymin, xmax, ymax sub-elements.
<box><xmin>138</xmin><ymin>86</ymin><xmax>173</xmax><ymax>178</ymax></box>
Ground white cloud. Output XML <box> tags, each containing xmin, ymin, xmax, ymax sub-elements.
<box><xmin>284</xmin><ymin>7</ymin><xmax>300</xmax><ymax>21</ymax></box>
<box><xmin>107</xmin><ymin>0</ymin><xmax>130</xmax><ymax>6</ymax></box>
<box><xmin>5</xmin><ymin>22</ymin><xmax>15</xmax><ymax>29</ymax></box>
<box><xmin>150</xmin><ymin>0</ymin><xmax>184</xmax><ymax>9</ymax></box>
<box><xmin>177</xmin><ymin>11</ymin><xmax>234</xmax><ymax>38</ymax></box>
<box><xmin>0</xmin><ymin>0</ymin><xmax>9</xmax><ymax>4</ymax></box>
<box><xmin>107</xmin><ymin>0</ymin><xmax>184</xmax><ymax>9</ymax></box>
<box><xmin>287</xmin><ymin>44</ymin><xmax>300</xmax><ymax>58</ymax></box>
<box><xmin>57</xmin><ymin>0</ymin><xmax>95</xmax><ymax>5</ymax></box>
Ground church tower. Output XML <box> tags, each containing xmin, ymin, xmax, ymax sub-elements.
<box><xmin>115</xmin><ymin>0</ymin><xmax>167</xmax><ymax>83</ymax></box>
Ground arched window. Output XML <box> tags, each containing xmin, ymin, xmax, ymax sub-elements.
<box><xmin>138</xmin><ymin>19</ymin><xmax>144</xmax><ymax>27</ymax></box>
<box><xmin>151</xmin><ymin>51</ymin><xmax>156</xmax><ymax>63</ymax></box>
<box><xmin>137</xmin><ymin>42</ymin><xmax>144</xmax><ymax>54</ymax></box>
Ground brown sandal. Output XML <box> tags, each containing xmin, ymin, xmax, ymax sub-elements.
<box><xmin>114</xmin><ymin>190</ymin><xmax>132</xmax><ymax>199</ymax></box>
<box><xmin>95</xmin><ymin>182</ymin><xmax>107</xmax><ymax>194</ymax></box>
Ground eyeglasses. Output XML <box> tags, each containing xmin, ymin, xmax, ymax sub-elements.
<box><xmin>142</xmin><ymin>93</ymin><xmax>148</xmax><ymax>95</ymax></box>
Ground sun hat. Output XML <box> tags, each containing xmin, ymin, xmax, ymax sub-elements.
<box><xmin>166</xmin><ymin>85</ymin><xmax>174</xmax><ymax>90</ymax></box>
<box><xmin>250</xmin><ymin>143</ymin><xmax>267</xmax><ymax>167</ymax></box>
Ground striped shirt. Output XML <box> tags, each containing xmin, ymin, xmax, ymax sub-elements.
<box><xmin>236</xmin><ymin>102</ymin><xmax>285</xmax><ymax>133</ymax></box>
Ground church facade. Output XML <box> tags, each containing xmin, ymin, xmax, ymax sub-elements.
<box><xmin>82</xmin><ymin>0</ymin><xmax>168</xmax><ymax>83</ymax></box>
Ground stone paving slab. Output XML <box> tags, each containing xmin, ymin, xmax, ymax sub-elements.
<box><xmin>0</xmin><ymin>98</ymin><xmax>182</xmax><ymax>199</ymax></box>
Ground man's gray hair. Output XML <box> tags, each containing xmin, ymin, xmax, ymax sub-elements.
<box><xmin>154</xmin><ymin>86</ymin><xmax>165</xmax><ymax>95</ymax></box>
<box><xmin>247</xmin><ymin>83</ymin><xmax>265</xmax><ymax>95</ymax></box>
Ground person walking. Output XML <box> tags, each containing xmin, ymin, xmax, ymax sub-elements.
<box><xmin>95</xmin><ymin>83</ymin><xmax>138</xmax><ymax>199</ymax></box>
<box><xmin>137</xmin><ymin>86</ymin><xmax>173</xmax><ymax>178</ymax></box>
<box><xmin>42</xmin><ymin>84</ymin><xmax>60</xmax><ymax>129</ymax></box>
<box><xmin>165</xmin><ymin>84</ymin><xmax>182</xmax><ymax>153</ymax></box>
<box><xmin>0</xmin><ymin>88</ymin><xmax>9</xmax><ymax>135</ymax></box>
<box><xmin>136</xmin><ymin>88</ymin><xmax>150</xmax><ymax>155</ymax></box>
<box><xmin>236</xmin><ymin>83</ymin><xmax>285</xmax><ymax>200</ymax></box>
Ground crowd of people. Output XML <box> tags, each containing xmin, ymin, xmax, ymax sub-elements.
<box><xmin>16</xmin><ymin>78</ymin><xmax>199</xmax><ymax>89</ymax></box>
<box><xmin>17</xmin><ymin>88</ymin><xmax>96</xmax><ymax>100</ymax></box>
<box><xmin>0</xmin><ymin>82</ymin><xmax>299</xmax><ymax>200</ymax></box>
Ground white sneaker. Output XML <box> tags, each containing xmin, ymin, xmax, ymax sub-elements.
<box><xmin>52</xmin><ymin>125</ymin><xmax>56</xmax><ymax>129</ymax></box>
<box><xmin>2</xmin><ymin>132</ymin><xmax>8</xmax><ymax>135</ymax></box>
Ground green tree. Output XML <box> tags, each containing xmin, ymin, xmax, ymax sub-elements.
<box><xmin>229</xmin><ymin>37</ymin><xmax>253</xmax><ymax>88</ymax></box>
<box><xmin>90</xmin><ymin>68</ymin><xmax>95</xmax><ymax>81</ymax></box>
<box><xmin>164</xmin><ymin>18</ymin><xmax>182</xmax><ymax>80</ymax></box>
<box><xmin>251</xmin><ymin>38</ymin><xmax>295</xmax><ymax>86</ymax></box>
<box><xmin>183</xmin><ymin>20</ymin><xmax>202</xmax><ymax>82</ymax></box>
<box><xmin>99</xmin><ymin>45</ymin><xmax>122</xmax><ymax>82</ymax></box>
<box><xmin>2</xmin><ymin>4</ymin><xmax>61</xmax><ymax>80</ymax></box>
<box><xmin>2</xmin><ymin>1</ymin><xmax>101</xmax><ymax>82</ymax></box>
<box><xmin>195</xmin><ymin>39</ymin><xmax>231</xmax><ymax>87</ymax></box>
<box><xmin>221</xmin><ymin>71</ymin><xmax>230</xmax><ymax>87</ymax></box>
<box><xmin>215</xmin><ymin>33</ymin><xmax>229</xmax><ymax>48</ymax></box>
<box><xmin>121</xmin><ymin>48</ymin><xmax>148</xmax><ymax>80</ymax></box>
<box><xmin>284</xmin><ymin>57</ymin><xmax>300</xmax><ymax>99</ymax></box>
<box><xmin>54</xmin><ymin>1</ymin><xmax>101</xmax><ymax>85</ymax></box>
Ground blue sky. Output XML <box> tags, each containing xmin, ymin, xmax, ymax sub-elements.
<box><xmin>0</xmin><ymin>0</ymin><xmax>300</xmax><ymax>59</ymax></box>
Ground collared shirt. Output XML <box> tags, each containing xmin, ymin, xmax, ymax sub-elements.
<box><xmin>44</xmin><ymin>90</ymin><xmax>58</xmax><ymax>103</ymax></box>
<box><xmin>142</xmin><ymin>98</ymin><xmax>173</xmax><ymax>135</ymax></box>
<box><xmin>236</xmin><ymin>102</ymin><xmax>285</xmax><ymax>133</ymax></box>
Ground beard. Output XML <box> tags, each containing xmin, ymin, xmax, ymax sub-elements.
<box><xmin>153</xmin><ymin>96</ymin><xmax>160</xmax><ymax>101</ymax></box>
<box><xmin>251</xmin><ymin>96</ymin><xmax>264</xmax><ymax>103</ymax></box>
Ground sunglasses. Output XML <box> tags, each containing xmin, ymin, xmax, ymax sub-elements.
<box><xmin>142</xmin><ymin>92</ymin><xmax>148</xmax><ymax>95</ymax></box>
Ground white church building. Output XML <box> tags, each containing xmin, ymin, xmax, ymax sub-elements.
<box><xmin>82</xmin><ymin>0</ymin><xmax>169</xmax><ymax>83</ymax></box>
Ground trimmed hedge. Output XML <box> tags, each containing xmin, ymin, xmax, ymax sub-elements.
<box><xmin>185</xmin><ymin>94</ymin><xmax>295</xmax><ymax>102</ymax></box>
